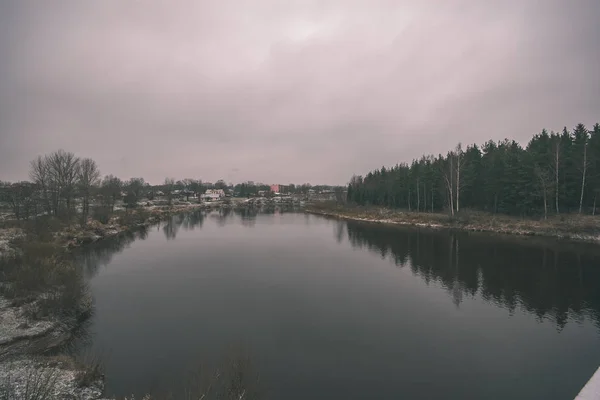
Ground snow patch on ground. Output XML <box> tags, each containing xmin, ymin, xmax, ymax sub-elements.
<box><xmin>0</xmin><ymin>298</ymin><xmax>57</xmax><ymax>346</ymax></box>
<box><xmin>0</xmin><ymin>228</ymin><xmax>23</xmax><ymax>258</ymax></box>
<box><xmin>0</xmin><ymin>358</ymin><xmax>104</xmax><ymax>400</ymax></box>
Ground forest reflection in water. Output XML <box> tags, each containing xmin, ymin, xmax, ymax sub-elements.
<box><xmin>339</xmin><ymin>218</ymin><xmax>600</xmax><ymax>332</ymax></box>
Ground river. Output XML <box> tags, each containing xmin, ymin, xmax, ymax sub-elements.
<box><xmin>74</xmin><ymin>209</ymin><xmax>600</xmax><ymax>399</ymax></box>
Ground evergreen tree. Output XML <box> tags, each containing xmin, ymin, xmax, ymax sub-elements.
<box><xmin>346</xmin><ymin>122</ymin><xmax>600</xmax><ymax>217</ymax></box>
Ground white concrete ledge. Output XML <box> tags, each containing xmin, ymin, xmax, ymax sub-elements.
<box><xmin>576</xmin><ymin>367</ymin><xmax>600</xmax><ymax>400</ymax></box>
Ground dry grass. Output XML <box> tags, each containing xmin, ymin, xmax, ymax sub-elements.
<box><xmin>119</xmin><ymin>349</ymin><xmax>261</xmax><ymax>400</ymax></box>
<box><xmin>0</xmin><ymin>240</ymin><xmax>89</xmax><ymax>323</ymax></box>
<box><xmin>307</xmin><ymin>202</ymin><xmax>600</xmax><ymax>240</ymax></box>
<box><xmin>74</xmin><ymin>352</ymin><xmax>104</xmax><ymax>389</ymax></box>
<box><xmin>0</xmin><ymin>364</ymin><xmax>59</xmax><ymax>400</ymax></box>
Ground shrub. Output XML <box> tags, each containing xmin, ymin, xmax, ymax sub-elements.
<box><xmin>0</xmin><ymin>241</ymin><xmax>90</xmax><ymax>321</ymax></box>
<box><xmin>0</xmin><ymin>254</ymin><xmax>58</xmax><ymax>300</ymax></box>
<box><xmin>29</xmin><ymin>267</ymin><xmax>89</xmax><ymax>321</ymax></box>
<box><xmin>0</xmin><ymin>363</ymin><xmax>59</xmax><ymax>400</ymax></box>
<box><xmin>74</xmin><ymin>353</ymin><xmax>104</xmax><ymax>388</ymax></box>
<box><xmin>124</xmin><ymin>193</ymin><xmax>138</xmax><ymax>211</ymax></box>
<box><xmin>19</xmin><ymin>216</ymin><xmax>64</xmax><ymax>242</ymax></box>
<box><xmin>127</xmin><ymin>348</ymin><xmax>261</xmax><ymax>400</ymax></box>
<box><xmin>92</xmin><ymin>206</ymin><xmax>112</xmax><ymax>224</ymax></box>
<box><xmin>120</xmin><ymin>207</ymin><xmax>150</xmax><ymax>226</ymax></box>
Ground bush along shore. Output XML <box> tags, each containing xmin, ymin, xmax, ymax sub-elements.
<box><xmin>306</xmin><ymin>202</ymin><xmax>600</xmax><ymax>242</ymax></box>
<box><xmin>0</xmin><ymin>203</ymin><xmax>209</xmax><ymax>399</ymax></box>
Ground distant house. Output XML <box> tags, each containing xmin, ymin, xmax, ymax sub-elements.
<box><xmin>270</xmin><ymin>184</ymin><xmax>280</xmax><ymax>193</ymax></box>
<box><xmin>155</xmin><ymin>190</ymin><xmax>165</xmax><ymax>196</ymax></box>
<box><xmin>201</xmin><ymin>189</ymin><xmax>225</xmax><ymax>201</ymax></box>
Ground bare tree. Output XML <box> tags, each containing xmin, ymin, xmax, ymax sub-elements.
<box><xmin>164</xmin><ymin>177</ymin><xmax>175</xmax><ymax>205</ymax></box>
<box><xmin>579</xmin><ymin>133</ymin><xmax>589</xmax><ymax>214</ymax></box>
<box><xmin>46</xmin><ymin>150</ymin><xmax>80</xmax><ymax>218</ymax></box>
<box><xmin>442</xmin><ymin>152</ymin><xmax>455</xmax><ymax>216</ymax></box>
<box><xmin>4</xmin><ymin>182</ymin><xmax>36</xmax><ymax>220</ymax></box>
<box><xmin>29</xmin><ymin>155</ymin><xmax>51</xmax><ymax>215</ymax></box>
<box><xmin>100</xmin><ymin>175</ymin><xmax>122</xmax><ymax>212</ymax></box>
<box><xmin>551</xmin><ymin>134</ymin><xmax>561</xmax><ymax>214</ymax></box>
<box><xmin>454</xmin><ymin>143</ymin><xmax>464</xmax><ymax>213</ymax></box>
<box><xmin>417</xmin><ymin>177</ymin><xmax>421</xmax><ymax>213</ymax></box>
<box><xmin>181</xmin><ymin>178</ymin><xmax>201</xmax><ymax>201</ymax></box>
<box><xmin>126</xmin><ymin>177</ymin><xmax>146</xmax><ymax>200</ymax></box>
<box><xmin>214</xmin><ymin>179</ymin><xmax>228</xmax><ymax>190</ymax></box>
<box><xmin>78</xmin><ymin>158</ymin><xmax>100</xmax><ymax>225</ymax></box>
<box><xmin>534</xmin><ymin>164</ymin><xmax>551</xmax><ymax>220</ymax></box>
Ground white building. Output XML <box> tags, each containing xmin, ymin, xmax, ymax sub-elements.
<box><xmin>201</xmin><ymin>189</ymin><xmax>225</xmax><ymax>201</ymax></box>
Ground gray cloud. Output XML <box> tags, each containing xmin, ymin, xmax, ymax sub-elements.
<box><xmin>1</xmin><ymin>0</ymin><xmax>599</xmax><ymax>184</ymax></box>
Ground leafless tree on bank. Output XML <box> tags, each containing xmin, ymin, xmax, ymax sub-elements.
<box><xmin>29</xmin><ymin>156</ymin><xmax>51</xmax><ymax>215</ymax></box>
<box><xmin>3</xmin><ymin>182</ymin><xmax>37</xmax><ymax>220</ymax></box>
<box><xmin>534</xmin><ymin>164</ymin><xmax>551</xmax><ymax>220</ymax></box>
<box><xmin>78</xmin><ymin>158</ymin><xmax>101</xmax><ymax>225</ymax></box>
<box><xmin>454</xmin><ymin>143</ymin><xmax>464</xmax><ymax>213</ymax></box>
<box><xmin>551</xmin><ymin>134</ymin><xmax>561</xmax><ymax>215</ymax></box>
<box><xmin>45</xmin><ymin>150</ymin><xmax>80</xmax><ymax>218</ymax></box>
<box><xmin>442</xmin><ymin>151</ymin><xmax>455</xmax><ymax>216</ymax></box>
<box><xmin>164</xmin><ymin>178</ymin><xmax>175</xmax><ymax>205</ymax></box>
<box><xmin>127</xmin><ymin>178</ymin><xmax>146</xmax><ymax>200</ymax></box>
<box><xmin>578</xmin><ymin>130</ymin><xmax>589</xmax><ymax>214</ymax></box>
<box><xmin>100</xmin><ymin>175</ymin><xmax>123</xmax><ymax>212</ymax></box>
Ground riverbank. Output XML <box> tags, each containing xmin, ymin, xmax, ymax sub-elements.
<box><xmin>0</xmin><ymin>203</ymin><xmax>211</xmax><ymax>399</ymax></box>
<box><xmin>306</xmin><ymin>203</ymin><xmax>600</xmax><ymax>243</ymax></box>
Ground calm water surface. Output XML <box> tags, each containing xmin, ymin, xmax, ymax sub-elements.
<box><xmin>76</xmin><ymin>209</ymin><xmax>600</xmax><ymax>399</ymax></box>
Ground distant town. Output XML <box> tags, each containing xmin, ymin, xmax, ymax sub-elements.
<box><xmin>138</xmin><ymin>182</ymin><xmax>345</xmax><ymax>201</ymax></box>
<box><xmin>0</xmin><ymin>160</ymin><xmax>348</xmax><ymax>221</ymax></box>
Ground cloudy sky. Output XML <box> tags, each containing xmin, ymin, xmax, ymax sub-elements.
<box><xmin>1</xmin><ymin>1</ymin><xmax>599</xmax><ymax>185</ymax></box>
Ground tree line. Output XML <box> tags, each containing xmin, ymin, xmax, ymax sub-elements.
<box><xmin>347</xmin><ymin>123</ymin><xmax>600</xmax><ymax>218</ymax></box>
<box><xmin>233</xmin><ymin>182</ymin><xmax>322</xmax><ymax>197</ymax></box>
<box><xmin>0</xmin><ymin>150</ymin><xmax>342</xmax><ymax>224</ymax></box>
<box><xmin>0</xmin><ymin>151</ymin><xmax>217</xmax><ymax>223</ymax></box>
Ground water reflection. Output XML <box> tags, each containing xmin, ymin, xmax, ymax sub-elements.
<box><xmin>236</xmin><ymin>208</ymin><xmax>258</xmax><ymax>227</ymax></box>
<box><xmin>210</xmin><ymin>208</ymin><xmax>234</xmax><ymax>227</ymax></box>
<box><xmin>342</xmin><ymin>220</ymin><xmax>600</xmax><ymax>331</ymax></box>
<box><xmin>162</xmin><ymin>216</ymin><xmax>180</xmax><ymax>240</ymax></box>
<box><xmin>162</xmin><ymin>211</ymin><xmax>206</xmax><ymax>239</ymax></box>
<box><xmin>48</xmin><ymin>314</ymin><xmax>95</xmax><ymax>357</ymax></box>
<box><xmin>74</xmin><ymin>211</ymin><xmax>600</xmax><ymax>399</ymax></box>
<box><xmin>74</xmin><ymin>229</ymin><xmax>142</xmax><ymax>279</ymax></box>
<box><xmin>184</xmin><ymin>210</ymin><xmax>205</xmax><ymax>230</ymax></box>
<box><xmin>76</xmin><ymin>212</ymin><xmax>600</xmax><ymax>333</ymax></box>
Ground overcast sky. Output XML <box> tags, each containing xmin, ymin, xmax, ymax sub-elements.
<box><xmin>1</xmin><ymin>1</ymin><xmax>599</xmax><ymax>185</ymax></box>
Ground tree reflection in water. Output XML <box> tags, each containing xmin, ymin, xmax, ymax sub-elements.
<box><xmin>342</xmin><ymin>219</ymin><xmax>600</xmax><ymax>332</ymax></box>
<box><xmin>73</xmin><ymin>229</ymin><xmax>140</xmax><ymax>279</ymax></box>
<box><xmin>235</xmin><ymin>208</ymin><xmax>258</xmax><ymax>227</ymax></box>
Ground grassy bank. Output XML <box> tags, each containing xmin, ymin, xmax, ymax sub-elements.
<box><xmin>306</xmin><ymin>202</ymin><xmax>600</xmax><ymax>242</ymax></box>
<box><xmin>0</xmin><ymin>204</ymin><xmax>207</xmax><ymax>399</ymax></box>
